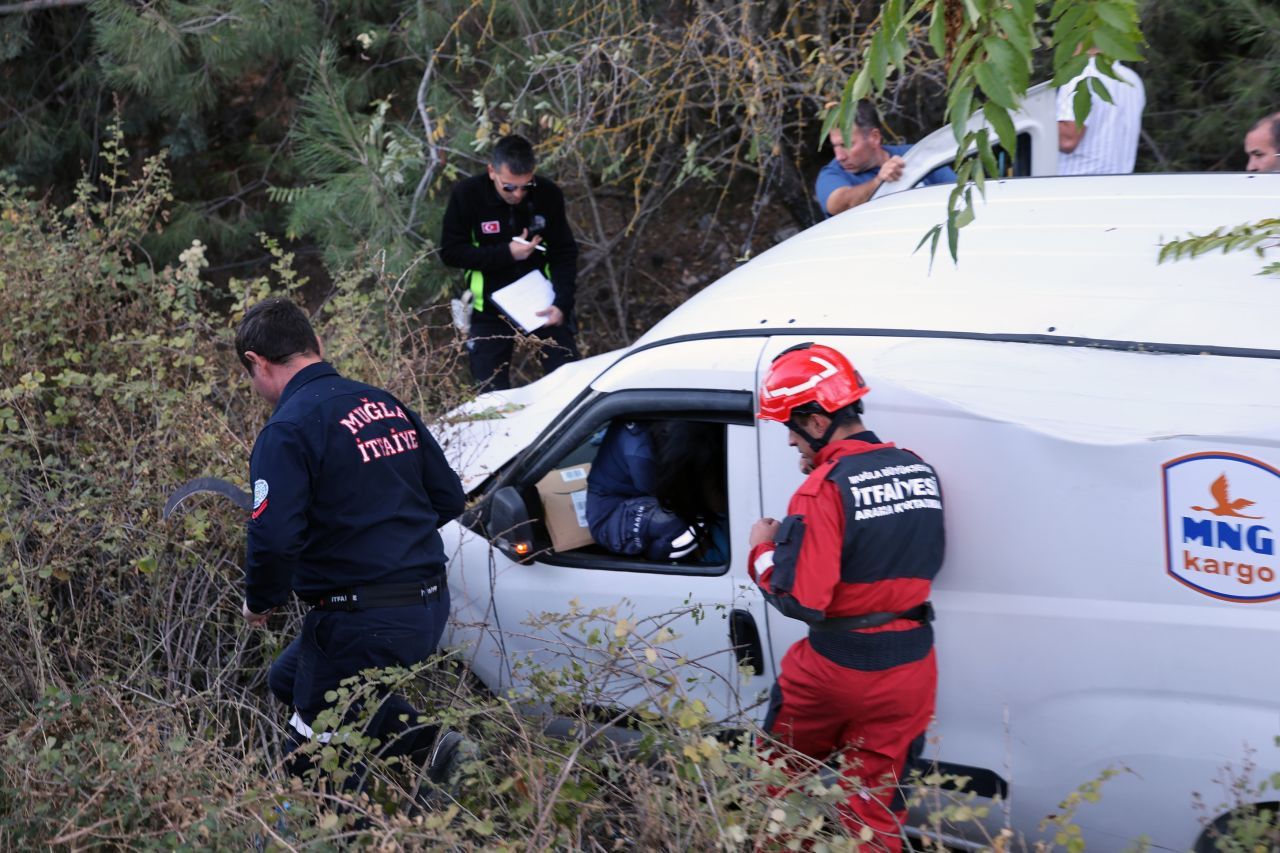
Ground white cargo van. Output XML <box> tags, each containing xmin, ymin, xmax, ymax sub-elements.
<box><xmin>437</xmin><ymin>173</ymin><xmax>1280</xmax><ymax>850</ymax></box>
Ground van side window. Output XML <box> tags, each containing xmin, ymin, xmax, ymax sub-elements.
<box><xmin>960</xmin><ymin>131</ymin><xmax>1033</xmax><ymax>177</ymax></box>
<box><xmin>535</xmin><ymin>418</ymin><xmax>729</xmax><ymax>567</ymax></box>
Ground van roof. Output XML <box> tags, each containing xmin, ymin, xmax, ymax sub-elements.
<box><xmin>637</xmin><ymin>174</ymin><xmax>1280</xmax><ymax>358</ymax></box>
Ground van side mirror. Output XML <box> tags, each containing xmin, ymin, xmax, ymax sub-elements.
<box><xmin>487</xmin><ymin>486</ymin><xmax>536</xmax><ymax>563</ymax></box>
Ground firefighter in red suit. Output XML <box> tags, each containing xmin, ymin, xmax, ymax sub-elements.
<box><xmin>748</xmin><ymin>342</ymin><xmax>944</xmax><ymax>851</ymax></box>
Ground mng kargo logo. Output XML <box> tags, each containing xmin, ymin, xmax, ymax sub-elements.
<box><xmin>1162</xmin><ymin>452</ymin><xmax>1280</xmax><ymax>602</ymax></box>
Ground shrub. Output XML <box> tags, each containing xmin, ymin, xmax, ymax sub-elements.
<box><xmin>0</xmin><ymin>124</ymin><xmax>472</xmax><ymax>846</ymax></box>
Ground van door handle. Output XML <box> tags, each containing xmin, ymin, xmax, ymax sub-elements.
<box><xmin>729</xmin><ymin>609</ymin><xmax>765</xmax><ymax>676</ymax></box>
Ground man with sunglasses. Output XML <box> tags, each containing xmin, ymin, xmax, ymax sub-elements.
<box><xmin>440</xmin><ymin>134</ymin><xmax>580</xmax><ymax>391</ymax></box>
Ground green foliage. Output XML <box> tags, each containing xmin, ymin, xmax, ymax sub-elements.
<box><xmin>1159</xmin><ymin>218</ymin><xmax>1280</xmax><ymax>277</ymax></box>
<box><xmin>1191</xmin><ymin>740</ymin><xmax>1280</xmax><ymax>853</ymax></box>
<box><xmin>0</xmin><ymin>124</ymin><xmax>474</xmax><ymax>846</ymax></box>
<box><xmin>3</xmin><ymin>0</ymin><xmax>1278</xmax><ymax>312</ymax></box>
<box><xmin>1133</xmin><ymin>0</ymin><xmax>1280</xmax><ymax>277</ymax></box>
<box><xmin>91</xmin><ymin>0</ymin><xmax>319</xmax><ymax>117</ymax></box>
<box><xmin>282</xmin><ymin>42</ymin><xmax>429</xmax><ymax>279</ymax></box>
<box><xmin>1</xmin><ymin>687</ymin><xmax>300</xmax><ymax>849</ymax></box>
<box><xmin>838</xmin><ymin>0</ymin><xmax>1144</xmax><ymax>262</ymax></box>
<box><xmin>269</xmin><ymin>0</ymin><xmax>947</xmax><ymax>297</ymax></box>
<box><xmin>1140</xmin><ymin>0</ymin><xmax>1280</xmax><ymax>171</ymax></box>
<box><xmin>1038</xmin><ymin>768</ymin><xmax>1130</xmax><ymax>853</ymax></box>
<box><xmin>1</xmin><ymin>1</ymin><xmax>951</xmax><ymax>336</ymax></box>
<box><xmin>0</xmin><ymin>122</ymin><xmax>265</xmax><ymax>846</ymax></box>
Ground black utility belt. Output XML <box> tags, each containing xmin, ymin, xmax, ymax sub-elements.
<box><xmin>809</xmin><ymin>601</ymin><xmax>934</xmax><ymax>633</ymax></box>
<box><xmin>311</xmin><ymin>581</ymin><xmax>443</xmax><ymax>612</ymax></box>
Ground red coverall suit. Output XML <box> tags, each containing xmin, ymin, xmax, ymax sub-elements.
<box><xmin>749</xmin><ymin>431</ymin><xmax>944</xmax><ymax>850</ymax></box>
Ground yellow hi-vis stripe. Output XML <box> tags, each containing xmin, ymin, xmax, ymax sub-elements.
<box><xmin>468</xmin><ymin>269</ymin><xmax>484</xmax><ymax>312</ymax></box>
<box><xmin>467</xmin><ymin>228</ymin><xmax>487</xmax><ymax>312</ymax></box>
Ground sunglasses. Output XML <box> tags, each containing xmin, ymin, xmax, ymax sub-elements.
<box><xmin>500</xmin><ymin>180</ymin><xmax>536</xmax><ymax>193</ymax></box>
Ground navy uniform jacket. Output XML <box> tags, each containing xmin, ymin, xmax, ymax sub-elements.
<box><xmin>438</xmin><ymin>172</ymin><xmax>578</xmax><ymax>317</ymax></box>
<box><xmin>244</xmin><ymin>362</ymin><xmax>465</xmax><ymax>614</ymax></box>
<box><xmin>585</xmin><ymin>421</ymin><xmax>655</xmax><ymax>548</ymax></box>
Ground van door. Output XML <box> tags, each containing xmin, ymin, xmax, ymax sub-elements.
<box><xmin>476</xmin><ymin>338</ymin><xmax>776</xmax><ymax>725</ymax></box>
<box><xmin>875</xmin><ymin>79</ymin><xmax>1059</xmax><ymax>198</ymax></box>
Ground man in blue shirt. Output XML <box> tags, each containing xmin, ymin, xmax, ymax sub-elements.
<box><xmin>236</xmin><ymin>297</ymin><xmax>468</xmax><ymax>784</ymax></box>
<box><xmin>815</xmin><ymin>100</ymin><xmax>956</xmax><ymax>217</ymax></box>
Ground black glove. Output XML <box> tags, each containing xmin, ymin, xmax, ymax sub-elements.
<box><xmin>665</xmin><ymin>525</ymin><xmax>700</xmax><ymax>559</ymax></box>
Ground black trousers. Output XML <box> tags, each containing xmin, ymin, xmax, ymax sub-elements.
<box><xmin>268</xmin><ymin>588</ymin><xmax>449</xmax><ymax>763</ymax></box>
<box><xmin>468</xmin><ymin>310</ymin><xmax>579</xmax><ymax>392</ymax></box>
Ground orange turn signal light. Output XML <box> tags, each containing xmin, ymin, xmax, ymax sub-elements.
<box><xmin>514</xmin><ymin>542</ymin><xmax>531</xmax><ymax>556</ymax></box>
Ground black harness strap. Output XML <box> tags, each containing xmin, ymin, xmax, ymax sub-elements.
<box><xmin>312</xmin><ymin>581</ymin><xmax>443</xmax><ymax>612</ymax></box>
<box><xmin>808</xmin><ymin>601</ymin><xmax>935</xmax><ymax>633</ymax></box>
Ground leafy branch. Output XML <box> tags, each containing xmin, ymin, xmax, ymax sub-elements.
<box><xmin>1159</xmin><ymin>218</ymin><xmax>1280</xmax><ymax>277</ymax></box>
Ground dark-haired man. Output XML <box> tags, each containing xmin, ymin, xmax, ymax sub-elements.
<box><xmin>749</xmin><ymin>343</ymin><xmax>944</xmax><ymax>851</ymax></box>
<box><xmin>816</xmin><ymin>100</ymin><xmax>956</xmax><ymax>217</ymax></box>
<box><xmin>1244</xmin><ymin>112</ymin><xmax>1280</xmax><ymax>173</ymax></box>
<box><xmin>235</xmin><ymin>297</ymin><xmax>467</xmax><ymax>781</ymax></box>
<box><xmin>440</xmin><ymin>134</ymin><xmax>580</xmax><ymax>391</ymax></box>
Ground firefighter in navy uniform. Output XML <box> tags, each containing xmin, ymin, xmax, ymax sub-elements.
<box><xmin>748</xmin><ymin>343</ymin><xmax>944</xmax><ymax>852</ymax></box>
<box><xmin>235</xmin><ymin>298</ymin><xmax>468</xmax><ymax>782</ymax></box>
<box><xmin>585</xmin><ymin>421</ymin><xmax>700</xmax><ymax>561</ymax></box>
<box><xmin>439</xmin><ymin>134</ymin><xmax>580</xmax><ymax>391</ymax></box>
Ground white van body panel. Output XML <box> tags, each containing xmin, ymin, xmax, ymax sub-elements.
<box><xmin>443</xmin><ymin>174</ymin><xmax>1280</xmax><ymax>849</ymax></box>
<box><xmin>865</xmin><ymin>338</ymin><xmax>1280</xmax><ymax>443</ymax></box>
<box><xmin>590</xmin><ymin>335</ymin><xmax>764</xmax><ymax>395</ymax></box>
<box><xmin>438</xmin><ymin>351</ymin><xmax>617</xmax><ymax>492</ymax></box>
<box><xmin>639</xmin><ymin>174</ymin><xmax>1280</xmax><ymax>354</ymax></box>
<box><xmin>754</xmin><ymin>332</ymin><xmax>1280</xmax><ymax>848</ymax></box>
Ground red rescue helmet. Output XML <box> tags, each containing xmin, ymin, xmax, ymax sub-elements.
<box><xmin>758</xmin><ymin>342</ymin><xmax>869</xmax><ymax>423</ymax></box>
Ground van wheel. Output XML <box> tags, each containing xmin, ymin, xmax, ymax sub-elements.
<box><xmin>1192</xmin><ymin>802</ymin><xmax>1279</xmax><ymax>853</ymax></box>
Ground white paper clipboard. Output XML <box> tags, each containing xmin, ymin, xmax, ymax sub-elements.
<box><xmin>491</xmin><ymin>269</ymin><xmax>555</xmax><ymax>333</ymax></box>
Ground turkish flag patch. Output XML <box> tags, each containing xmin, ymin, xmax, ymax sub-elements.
<box><xmin>251</xmin><ymin>479</ymin><xmax>269</xmax><ymax>519</ymax></box>
<box><xmin>481</xmin><ymin>220</ymin><xmax>500</xmax><ymax>234</ymax></box>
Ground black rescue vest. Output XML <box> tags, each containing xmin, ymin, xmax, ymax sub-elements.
<box><xmin>808</xmin><ymin>445</ymin><xmax>945</xmax><ymax>671</ymax></box>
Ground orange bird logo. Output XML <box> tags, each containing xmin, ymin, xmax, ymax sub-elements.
<box><xmin>1190</xmin><ymin>474</ymin><xmax>1263</xmax><ymax>519</ymax></box>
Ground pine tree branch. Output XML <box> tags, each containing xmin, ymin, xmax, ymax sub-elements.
<box><xmin>405</xmin><ymin>57</ymin><xmax>442</xmax><ymax>236</ymax></box>
<box><xmin>405</xmin><ymin>0</ymin><xmax>484</xmax><ymax>236</ymax></box>
<box><xmin>0</xmin><ymin>0</ymin><xmax>89</xmax><ymax>14</ymax></box>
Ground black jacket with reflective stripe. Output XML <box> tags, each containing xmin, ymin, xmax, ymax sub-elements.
<box><xmin>438</xmin><ymin>172</ymin><xmax>578</xmax><ymax>316</ymax></box>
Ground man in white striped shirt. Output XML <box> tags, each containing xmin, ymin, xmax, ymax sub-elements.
<box><xmin>1056</xmin><ymin>53</ymin><xmax>1145</xmax><ymax>175</ymax></box>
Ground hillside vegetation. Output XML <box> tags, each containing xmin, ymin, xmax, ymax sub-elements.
<box><xmin>3</xmin><ymin>1</ymin><xmax>1277</xmax><ymax>352</ymax></box>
